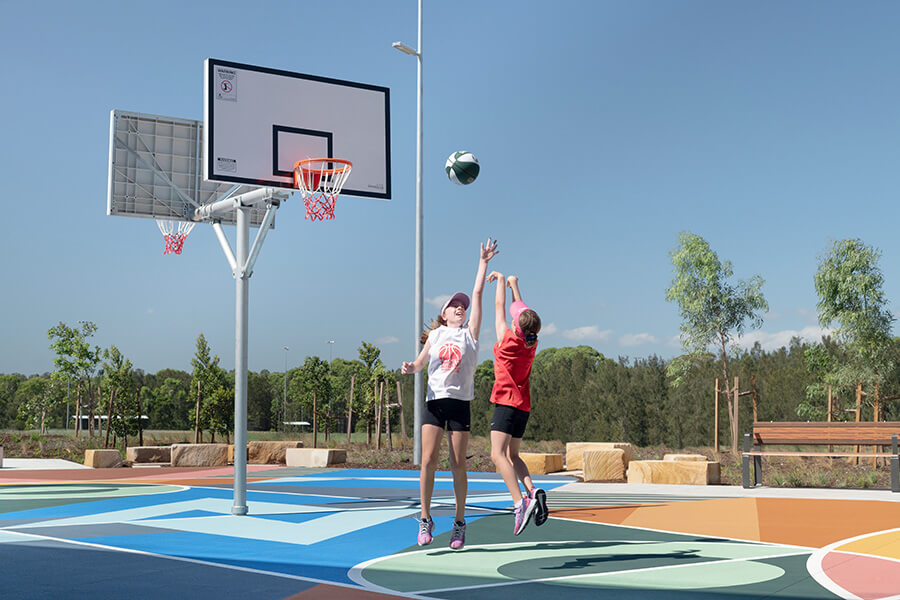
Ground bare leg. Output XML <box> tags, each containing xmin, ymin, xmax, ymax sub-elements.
<box><xmin>508</xmin><ymin>437</ymin><xmax>534</xmax><ymax>494</ymax></box>
<box><xmin>491</xmin><ymin>430</ymin><xmax>524</xmax><ymax>504</ymax></box>
<box><xmin>447</xmin><ymin>430</ymin><xmax>470</xmax><ymax>523</ymax></box>
<box><xmin>419</xmin><ymin>424</ymin><xmax>443</xmax><ymax>519</ymax></box>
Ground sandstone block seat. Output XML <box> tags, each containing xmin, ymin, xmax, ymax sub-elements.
<box><xmin>627</xmin><ymin>459</ymin><xmax>720</xmax><ymax>485</ymax></box>
<box><xmin>126</xmin><ymin>446</ymin><xmax>171</xmax><ymax>463</ymax></box>
<box><xmin>566</xmin><ymin>442</ymin><xmax>634</xmax><ymax>471</ymax></box>
<box><xmin>583</xmin><ymin>448</ymin><xmax>626</xmax><ymax>481</ymax></box>
<box><xmin>228</xmin><ymin>441</ymin><xmax>304</xmax><ymax>464</ymax></box>
<box><xmin>84</xmin><ymin>449</ymin><xmax>124</xmax><ymax>468</ymax></box>
<box><xmin>285</xmin><ymin>448</ymin><xmax>347</xmax><ymax>468</ymax></box>
<box><xmin>171</xmin><ymin>443</ymin><xmax>228</xmax><ymax>467</ymax></box>
<box><xmin>518</xmin><ymin>452</ymin><xmax>564</xmax><ymax>475</ymax></box>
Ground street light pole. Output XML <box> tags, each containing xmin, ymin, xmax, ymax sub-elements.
<box><xmin>328</xmin><ymin>340</ymin><xmax>335</xmax><ymax>362</ymax></box>
<box><xmin>393</xmin><ymin>0</ymin><xmax>424</xmax><ymax>466</ymax></box>
<box><xmin>282</xmin><ymin>346</ymin><xmax>289</xmax><ymax>432</ymax></box>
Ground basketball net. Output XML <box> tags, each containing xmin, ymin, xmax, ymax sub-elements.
<box><xmin>156</xmin><ymin>220</ymin><xmax>196</xmax><ymax>255</ymax></box>
<box><xmin>293</xmin><ymin>158</ymin><xmax>353</xmax><ymax>221</ymax></box>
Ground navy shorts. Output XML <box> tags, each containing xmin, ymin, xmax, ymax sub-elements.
<box><xmin>490</xmin><ymin>404</ymin><xmax>530</xmax><ymax>438</ymax></box>
<box><xmin>423</xmin><ymin>398</ymin><xmax>471</xmax><ymax>431</ymax></box>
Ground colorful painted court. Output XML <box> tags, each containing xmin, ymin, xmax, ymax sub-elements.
<box><xmin>1</xmin><ymin>464</ymin><xmax>898</xmax><ymax>599</ymax></box>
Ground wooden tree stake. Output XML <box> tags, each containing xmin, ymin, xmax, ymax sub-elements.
<box><xmin>347</xmin><ymin>375</ymin><xmax>355</xmax><ymax>447</ymax></box>
<box><xmin>714</xmin><ymin>378</ymin><xmax>719</xmax><ymax>451</ymax></box>
<box><xmin>397</xmin><ymin>381</ymin><xmax>407</xmax><ymax>442</ymax></box>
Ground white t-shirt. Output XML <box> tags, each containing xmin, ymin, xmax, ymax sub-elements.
<box><xmin>426</xmin><ymin>326</ymin><xmax>479</xmax><ymax>401</ymax></box>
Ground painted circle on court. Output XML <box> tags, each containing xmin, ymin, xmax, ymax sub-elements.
<box><xmin>0</xmin><ymin>483</ymin><xmax>184</xmax><ymax>500</ymax></box>
<box><xmin>352</xmin><ymin>540</ymin><xmax>799</xmax><ymax>595</ymax></box>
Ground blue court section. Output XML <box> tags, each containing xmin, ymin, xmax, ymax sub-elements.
<box><xmin>0</xmin><ymin>469</ymin><xmax>572</xmax><ymax>597</ymax></box>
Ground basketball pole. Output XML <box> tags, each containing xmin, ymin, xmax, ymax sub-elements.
<box><xmin>200</xmin><ymin>186</ymin><xmax>286</xmax><ymax>516</ymax></box>
<box><xmin>233</xmin><ymin>206</ymin><xmax>250</xmax><ymax>516</ymax></box>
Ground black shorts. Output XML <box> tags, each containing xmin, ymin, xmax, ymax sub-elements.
<box><xmin>423</xmin><ymin>398</ymin><xmax>471</xmax><ymax>431</ymax></box>
<box><xmin>490</xmin><ymin>404</ymin><xmax>530</xmax><ymax>438</ymax></box>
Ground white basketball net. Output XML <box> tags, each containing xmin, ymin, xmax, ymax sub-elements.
<box><xmin>156</xmin><ymin>220</ymin><xmax>196</xmax><ymax>255</ymax></box>
<box><xmin>294</xmin><ymin>159</ymin><xmax>353</xmax><ymax>221</ymax></box>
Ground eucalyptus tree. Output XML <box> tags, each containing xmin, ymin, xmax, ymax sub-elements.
<box><xmin>102</xmin><ymin>345</ymin><xmax>139</xmax><ymax>449</ymax></box>
<box><xmin>48</xmin><ymin>321</ymin><xmax>102</xmax><ymax>437</ymax></box>
<box><xmin>15</xmin><ymin>376</ymin><xmax>63</xmax><ymax>433</ymax></box>
<box><xmin>665</xmin><ymin>232</ymin><xmax>768</xmax><ymax>451</ymax></box>
<box><xmin>190</xmin><ymin>334</ymin><xmax>229</xmax><ymax>441</ymax></box>
<box><xmin>809</xmin><ymin>238</ymin><xmax>894</xmax><ymax>415</ymax></box>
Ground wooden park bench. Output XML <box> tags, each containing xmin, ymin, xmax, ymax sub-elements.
<box><xmin>742</xmin><ymin>422</ymin><xmax>900</xmax><ymax>492</ymax></box>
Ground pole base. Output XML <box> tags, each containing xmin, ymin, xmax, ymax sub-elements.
<box><xmin>232</xmin><ymin>505</ymin><xmax>248</xmax><ymax>516</ymax></box>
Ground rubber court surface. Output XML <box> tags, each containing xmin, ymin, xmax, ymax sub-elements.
<box><xmin>1</xmin><ymin>464</ymin><xmax>899</xmax><ymax>599</ymax></box>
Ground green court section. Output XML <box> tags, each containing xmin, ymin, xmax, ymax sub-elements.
<box><xmin>352</xmin><ymin>512</ymin><xmax>818</xmax><ymax>598</ymax></box>
<box><xmin>0</xmin><ymin>483</ymin><xmax>183</xmax><ymax>512</ymax></box>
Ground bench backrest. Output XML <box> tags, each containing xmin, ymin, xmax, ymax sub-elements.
<box><xmin>752</xmin><ymin>422</ymin><xmax>900</xmax><ymax>446</ymax></box>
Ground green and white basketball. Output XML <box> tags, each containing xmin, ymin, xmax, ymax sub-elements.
<box><xmin>445</xmin><ymin>151</ymin><xmax>480</xmax><ymax>185</ymax></box>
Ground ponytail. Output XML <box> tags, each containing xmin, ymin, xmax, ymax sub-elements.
<box><xmin>420</xmin><ymin>315</ymin><xmax>447</xmax><ymax>345</ymax></box>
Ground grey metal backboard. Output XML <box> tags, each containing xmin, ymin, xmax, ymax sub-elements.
<box><xmin>107</xmin><ymin>110</ymin><xmax>274</xmax><ymax>227</ymax></box>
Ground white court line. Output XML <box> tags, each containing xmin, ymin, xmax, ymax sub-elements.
<box><xmin>806</xmin><ymin>527</ymin><xmax>900</xmax><ymax>600</ymax></box>
<box><xmin>0</xmin><ymin>528</ymin><xmax>434</xmax><ymax>599</ymax></box>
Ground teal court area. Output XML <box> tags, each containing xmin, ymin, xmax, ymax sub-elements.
<box><xmin>1</xmin><ymin>465</ymin><xmax>898</xmax><ymax>599</ymax></box>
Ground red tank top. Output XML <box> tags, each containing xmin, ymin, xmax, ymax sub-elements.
<box><xmin>490</xmin><ymin>329</ymin><xmax>537</xmax><ymax>411</ymax></box>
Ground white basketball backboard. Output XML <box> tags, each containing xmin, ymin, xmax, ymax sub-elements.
<box><xmin>204</xmin><ymin>59</ymin><xmax>391</xmax><ymax>199</ymax></box>
<box><xmin>107</xmin><ymin>110</ymin><xmax>273</xmax><ymax>227</ymax></box>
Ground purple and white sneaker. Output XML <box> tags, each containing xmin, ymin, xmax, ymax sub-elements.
<box><xmin>513</xmin><ymin>494</ymin><xmax>537</xmax><ymax>535</ymax></box>
<box><xmin>417</xmin><ymin>517</ymin><xmax>434</xmax><ymax>546</ymax></box>
<box><xmin>449</xmin><ymin>520</ymin><xmax>466</xmax><ymax>549</ymax></box>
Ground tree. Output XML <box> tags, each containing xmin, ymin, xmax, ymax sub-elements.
<box><xmin>15</xmin><ymin>376</ymin><xmax>63</xmax><ymax>433</ymax></box>
<box><xmin>290</xmin><ymin>356</ymin><xmax>332</xmax><ymax>441</ymax></box>
<box><xmin>102</xmin><ymin>345</ymin><xmax>140</xmax><ymax>449</ymax></box>
<box><xmin>48</xmin><ymin>321</ymin><xmax>102</xmax><ymax>437</ymax></box>
<box><xmin>665</xmin><ymin>232</ymin><xmax>768</xmax><ymax>451</ymax></box>
<box><xmin>809</xmin><ymin>238</ymin><xmax>895</xmax><ymax>415</ymax></box>
<box><xmin>357</xmin><ymin>341</ymin><xmax>385</xmax><ymax>443</ymax></box>
<box><xmin>0</xmin><ymin>374</ymin><xmax>26</xmax><ymax>428</ymax></box>
<box><xmin>190</xmin><ymin>334</ymin><xmax>229</xmax><ymax>441</ymax></box>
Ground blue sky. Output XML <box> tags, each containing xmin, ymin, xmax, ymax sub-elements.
<box><xmin>2</xmin><ymin>1</ymin><xmax>900</xmax><ymax>376</ymax></box>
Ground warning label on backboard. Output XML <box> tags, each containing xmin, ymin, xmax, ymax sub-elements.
<box><xmin>215</xmin><ymin>68</ymin><xmax>237</xmax><ymax>101</ymax></box>
<box><xmin>217</xmin><ymin>157</ymin><xmax>237</xmax><ymax>172</ymax></box>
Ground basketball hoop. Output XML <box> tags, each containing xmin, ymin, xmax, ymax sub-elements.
<box><xmin>293</xmin><ymin>158</ymin><xmax>353</xmax><ymax>221</ymax></box>
<box><xmin>156</xmin><ymin>220</ymin><xmax>196</xmax><ymax>255</ymax></box>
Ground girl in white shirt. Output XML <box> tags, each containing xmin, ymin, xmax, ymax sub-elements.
<box><xmin>401</xmin><ymin>238</ymin><xmax>498</xmax><ymax>550</ymax></box>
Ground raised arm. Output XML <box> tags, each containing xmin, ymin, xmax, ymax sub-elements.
<box><xmin>401</xmin><ymin>340</ymin><xmax>432</xmax><ymax>374</ymax></box>
<box><xmin>468</xmin><ymin>237</ymin><xmax>499</xmax><ymax>342</ymax></box>
<box><xmin>488</xmin><ymin>271</ymin><xmax>508</xmax><ymax>342</ymax></box>
<box><xmin>507</xmin><ymin>275</ymin><xmax>523</xmax><ymax>303</ymax></box>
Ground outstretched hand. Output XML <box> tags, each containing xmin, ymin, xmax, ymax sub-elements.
<box><xmin>487</xmin><ymin>270</ymin><xmax>503</xmax><ymax>283</ymax></box>
<box><xmin>506</xmin><ymin>275</ymin><xmax>518</xmax><ymax>289</ymax></box>
<box><xmin>480</xmin><ymin>237</ymin><xmax>499</xmax><ymax>263</ymax></box>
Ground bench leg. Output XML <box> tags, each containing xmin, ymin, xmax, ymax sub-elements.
<box><xmin>742</xmin><ymin>433</ymin><xmax>752</xmax><ymax>488</ymax></box>
<box><xmin>753</xmin><ymin>454</ymin><xmax>762</xmax><ymax>486</ymax></box>
<box><xmin>892</xmin><ymin>435</ymin><xmax>899</xmax><ymax>493</ymax></box>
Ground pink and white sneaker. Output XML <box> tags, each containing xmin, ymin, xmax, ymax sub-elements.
<box><xmin>417</xmin><ymin>517</ymin><xmax>434</xmax><ymax>546</ymax></box>
<box><xmin>449</xmin><ymin>521</ymin><xmax>466</xmax><ymax>549</ymax></box>
<box><xmin>513</xmin><ymin>494</ymin><xmax>537</xmax><ymax>535</ymax></box>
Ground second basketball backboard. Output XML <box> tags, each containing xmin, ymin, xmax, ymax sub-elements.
<box><xmin>204</xmin><ymin>59</ymin><xmax>391</xmax><ymax>199</ymax></box>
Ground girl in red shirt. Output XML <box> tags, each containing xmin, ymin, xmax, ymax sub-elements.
<box><xmin>487</xmin><ymin>272</ymin><xmax>546</xmax><ymax>535</ymax></box>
